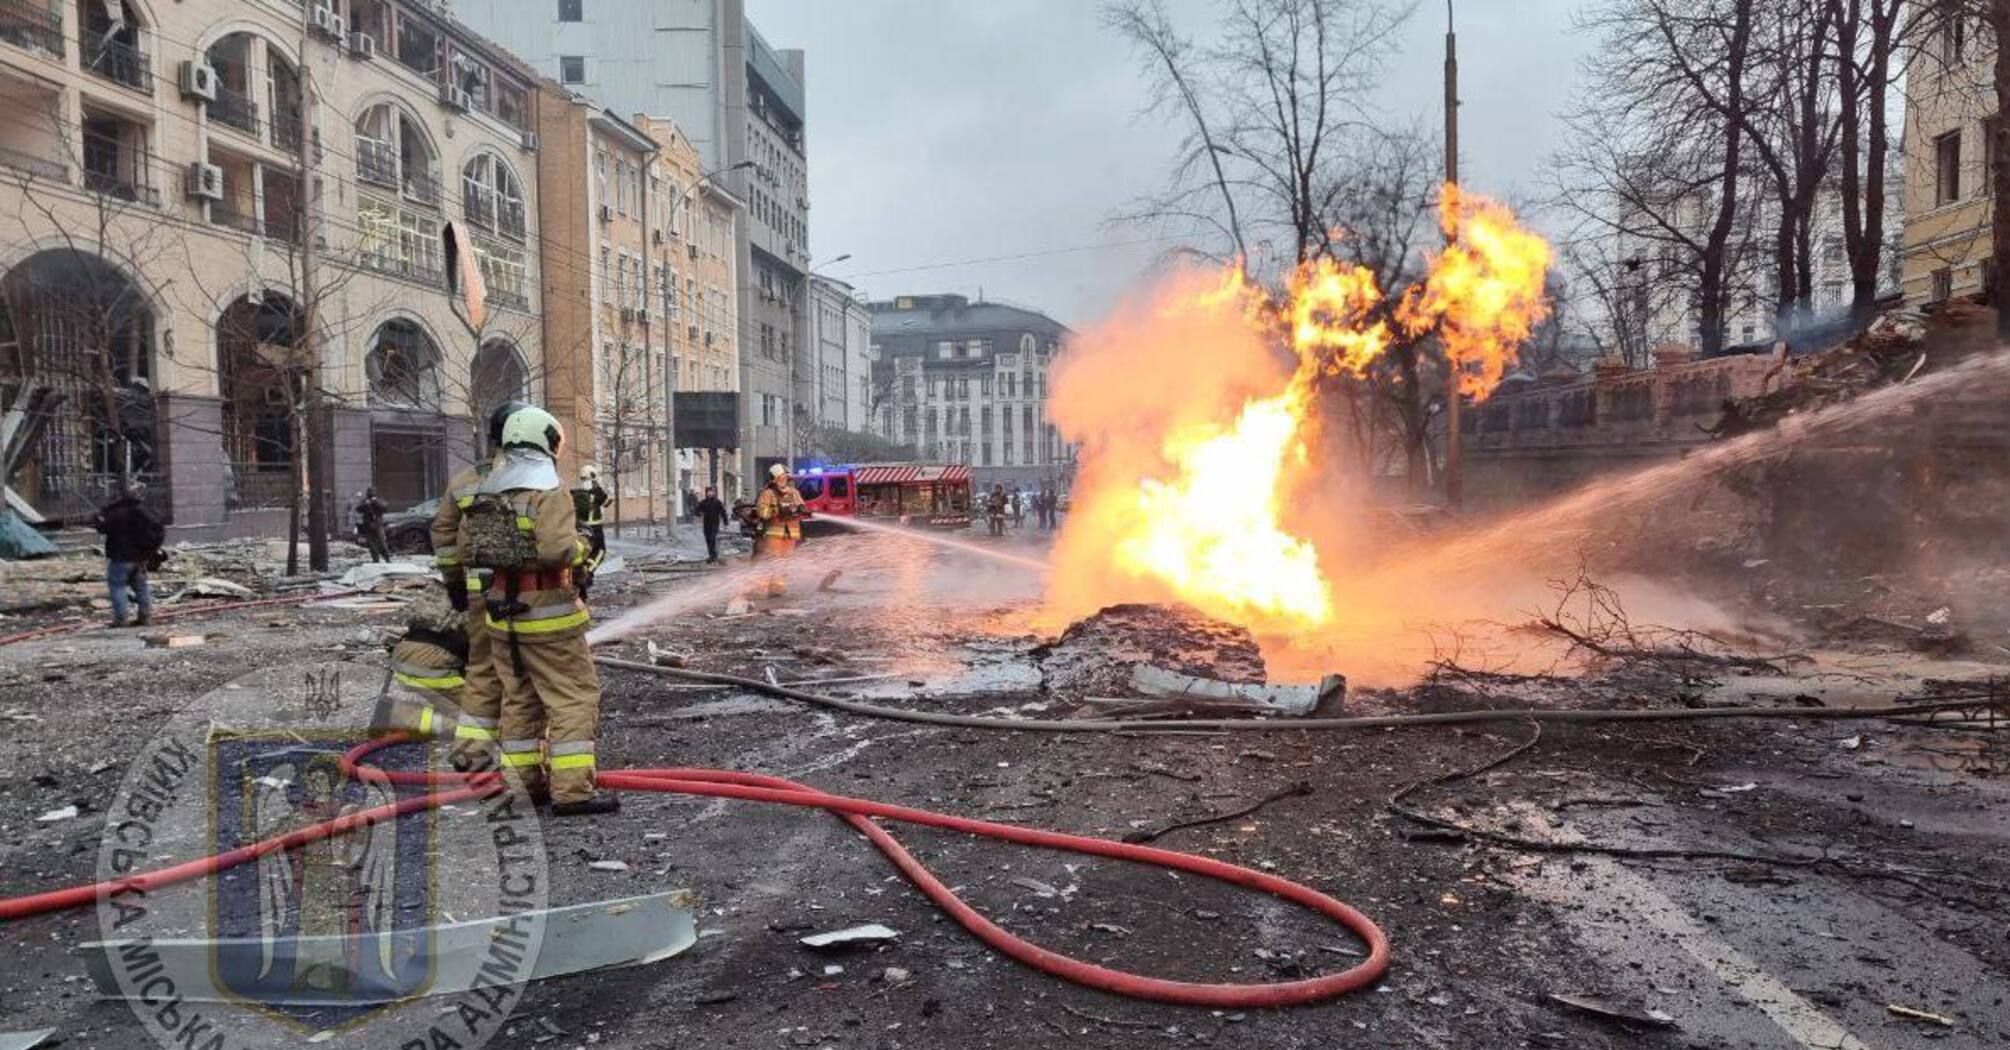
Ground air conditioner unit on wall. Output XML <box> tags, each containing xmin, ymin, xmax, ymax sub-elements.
<box><xmin>348</xmin><ymin>33</ymin><xmax>378</xmax><ymax>60</ymax></box>
<box><xmin>599</xmin><ymin>204</ymin><xmax>615</xmax><ymax>223</ymax></box>
<box><xmin>186</xmin><ymin>162</ymin><xmax>224</xmax><ymax>201</ymax></box>
<box><xmin>652</xmin><ymin>229</ymin><xmax>665</xmax><ymax>246</ymax></box>
<box><xmin>440</xmin><ymin>84</ymin><xmax>473</xmax><ymax>112</ymax></box>
<box><xmin>520</xmin><ymin>130</ymin><xmax>539</xmax><ymax>152</ymax></box>
<box><xmin>686</xmin><ymin>242</ymin><xmax>698</xmax><ymax>259</ymax></box>
<box><xmin>180</xmin><ymin>62</ymin><xmax>220</xmax><ymax>102</ymax></box>
<box><xmin>310</xmin><ymin>4</ymin><xmax>343</xmax><ymax>39</ymax></box>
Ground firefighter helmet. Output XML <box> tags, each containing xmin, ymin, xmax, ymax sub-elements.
<box><xmin>769</xmin><ymin>463</ymin><xmax>788</xmax><ymax>480</ymax></box>
<box><xmin>486</xmin><ymin>399</ymin><xmax>530</xmax><ymax>447</ymax></box>
<box><xmin>580</xmin><ymin>465</ymin><xmax>599</xmax><ymax>481</ymax></box>
<box><xmin>499</xmin><ymin>405</ymin><xmax>564</xmax><ymax>457</ymax></box>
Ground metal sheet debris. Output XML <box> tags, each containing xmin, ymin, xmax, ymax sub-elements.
<box><xmin>0</xmin><ymin>1029</ymin><xmax>56</xmax><ymax>1050</ymax></box>
<box><xmin>800</xmin><ymin>924</ymin><xmax>899</xmax><ymax>949</ymax></box>
<box><xmin>331</xmin><ymin>561</ymin><xmax>438</xmax><ymax>591</ymax></box>
<box><xmin>81</xmin><ymin>890</ymin><xmax>697</xmax><ymax>1005</ymax></box>
<box><xmin>1128</xmin><ymin>663</ymin><xmax>1346</xmax><ymax>716</ymax></box>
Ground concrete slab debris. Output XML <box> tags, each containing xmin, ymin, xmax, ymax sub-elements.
<box><xmin>34</xmin><ymin>805</ymin><xmax>78</xmax><ymax>823</ymax></box>
<box><xmin>800</xmin><ymin>924</ymin><xmax>898</xmax><ymax>949</ymax></box>
<box><xmin>143</xmin><ymin>634</ymin><xmax>209</xmax><ymax>649</ymax></box>
<box><xmin>81</xmin><ymin>891</ymin><xmax>697</xmax><ymax>1005</ymax></box>
<box><xmin>1128</xmin><ymin>663</ymin><xmax>1345</xmax><ymax>717</ymax></box>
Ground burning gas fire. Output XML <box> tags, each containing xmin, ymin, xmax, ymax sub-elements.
<box><xmin>1048</xmin><ymin>185</ymin><xmax>1551</xmax><ymax>637</ymax></box>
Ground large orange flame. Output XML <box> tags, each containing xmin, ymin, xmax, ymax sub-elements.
<box><xmin>1047</xmin><ymin>185</ymin><xmax>1551</xmax><ymax>641</ymax></box>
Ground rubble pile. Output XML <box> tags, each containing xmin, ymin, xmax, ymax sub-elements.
<box><xmin>1711</xmin><ymin>307</ymin><xmax>1930</xmax><ymax>438</ymax></box>
<box><xmin>1035</xmin><ymin>602</ymin><xmax>1268</xmax><ymax>700</ymax></box>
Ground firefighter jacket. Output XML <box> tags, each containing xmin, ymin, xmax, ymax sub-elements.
<box><xmin>480</xmin><ymin>484</ymin><xmax>593</xmax><ymax>642</ymax></box>
<box><xmin>432</xmin><ymin>459</ymin><xmax>495</xmax><ymax>600</ymax></box>
<box><xmin>756</xmin><ymin>480</ymin><xmax>807</xmax><ymax>540</ymax></box>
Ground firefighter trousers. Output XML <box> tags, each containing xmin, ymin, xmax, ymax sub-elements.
<box><xmin>450</xmin><ymin>608</ymin><xmax>503</xmax><ymax>770</ymax></box>
<box><xmin>493</xmin><ymin>628</ymin><xmax>602</xmax><ymax>804</ymax></box>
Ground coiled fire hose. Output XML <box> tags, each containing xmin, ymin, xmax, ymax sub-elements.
<box><xmin>0</xmin><ymin>735</ymin><xmax>1390</xmax><ymax>1008</ymax></box>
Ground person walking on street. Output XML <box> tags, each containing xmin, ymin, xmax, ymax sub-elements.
<box><xmin>1010</xmin><ymin>487</ymin><xmax>1025</xmax><ymax>528</ymax></box>
<box><xmin>695</xmin><ymin>486</ymin><xmax>729</xmax><ymax>564</ymax></box>
<box><xmin>355</xmin><ymin>488</ymin><xmax>389</xmax><ymax>562</ymax></box>
<box><xmin>93</xmin><ymin>482</ymin><xmax>163</xmax><ymax>628</ymax></box>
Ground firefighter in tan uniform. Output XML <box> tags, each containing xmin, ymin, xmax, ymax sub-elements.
<box><xmin>464</xmin><ymin>405</ymin><xmax>617</xmax><ymax>817</ymax></box>
<box><xmin>428</xmin><ymin>400</ymin><xmax>525</xmax><ymax>767</ymax></box>
<box><xmin>752</xmin><ymin>464</ymin><xmax>807</xmax><ymax>597</ymax></box>
<box><xmin>370</xmin><ymin>589</ymin><xmax>468</xmax><ymax>740</ymax></box>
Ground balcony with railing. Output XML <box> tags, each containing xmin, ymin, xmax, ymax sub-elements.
<box><xmin>210</xmin><ymin>85</ymin><xmax>261</xmax><ymax>139</ymax></box>
<box><xmin>0</xmin><ymin>140</ymin><xmax>64</xmax><ymax>181</ymax></box>
<box><xmin>272</xmin><ymin>107</ymin><xmax>303</xmax><ymax>153</ymax></box>
<box><xmin>82</xmin><ymin>34</ymin><xmax>151</xmax><ymax>93</ymax></box>
<box><xmin>402</xmin><ymin>169</ymin><xmax>439</xmax><ymax>208</ymax></box>
<box><xmin>498</xmin><ymin>198</ymin><xmax>526</xmax><ymax>241</ymax></box>
<box><xmin>356</xmin><ymin>135</ymin><xmax>398</xmax><ymax>189</ymax></box>
<box><xmin>83</xmin><ymin>154</ymin><xmax>160</xmax><ymax>206</ymax></box>
<box><xmin>462</xmin><ymin>189</ymin><xmax>494</xmax><ymax>231</ymax></box>
<box><xmin>211</xmin><ymin>194</ymin><xmax>262</xmax><ymax>237</ymax></box>
<box><xmin>0</xmin><ymin>0</ymin><xmax>63</xmax><ymax>58</ymax></box>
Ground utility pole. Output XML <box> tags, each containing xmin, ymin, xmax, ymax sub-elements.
<box><xmin>1441</xmin><ymin>0</ymin><xmax>1462</xmax><ymax>512</ymax></box>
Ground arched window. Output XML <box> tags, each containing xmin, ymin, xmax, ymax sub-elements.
<box><xmin>354</xmin><ymin>102</ymin><xmax>439</xmax><ymax>207</ymax></box>
<box><xmin>366</xmin><ymin>319</ymin><xmax>441</xmax><ymax>408</ymax></box>
<box><xmin>471</xmin><ymin>339</ymin><xmax>529</xmax><ymax>441</ymax></box>
<box><xmin>462</xmin><ymin>153</ymin><xmax>527</xmax><ymax>240</ymax></box>
<box><xmin>0</xmin><ymin>249</ymin><xmax>156</xmax><ymax>519</ymax></box>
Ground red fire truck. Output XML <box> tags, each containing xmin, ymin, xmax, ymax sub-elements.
<box><xmin>793</xmin><ymin>463</ymin><xmax>974</xmax><ymax>534</ymax></box>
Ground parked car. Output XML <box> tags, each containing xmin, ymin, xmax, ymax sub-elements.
<box><xmin>382</xmin><ymin>498</ymin><xmax>438</xmax><ymax>553</ymax></box>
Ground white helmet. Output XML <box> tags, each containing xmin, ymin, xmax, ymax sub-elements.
<box><xmin>769</xmin><ymin>463</ymin><xmax>788</xmax><ymax>480</ymax></box>
<box><xmin>499</xmin><ymin>405</ymin><xmax>564</xmax><ymax>457</ymax></box>
<box><xmin>580</xmin><ymin>465</ymin><xmax>599</xmax><ymax>481</ymax></box>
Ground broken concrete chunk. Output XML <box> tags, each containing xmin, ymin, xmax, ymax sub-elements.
<box><xmin>166</xmin><ymin>577</ymin><xmax>258</xmax><ymax>602</ymax></box>
<box><xmin>800</xmin><ymin>923</ymin><xmax>899</xmax><ymax>949</ymax></box>
<box><xmin>723</xmin><ymin>597</ymin><xmax>753</xmax><ymax>616</ymax></box>
<box><xmin>588</xmin><ymin>859</ymin><xmax>630</xmax><ymax>872</ymax></box>
<box><xmin>1128</xmin><ymin>663</ymin><xmax>1345</xmax><ymax>716</ymax></box>
<box><xmin>35</xmin><ymin>804</ymin><xmax>78</xmax><ymax>823</ymax></box>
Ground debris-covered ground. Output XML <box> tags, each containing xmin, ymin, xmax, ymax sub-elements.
<box><xmin>0</xmin><ymin>523</ymin><xmax>2006</xmax><ymax>1050</ymax></box>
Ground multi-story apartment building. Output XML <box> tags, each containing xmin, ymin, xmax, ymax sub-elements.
<box><xmin>868</xmin><ymin>293</ymin><xmax>1074</xmax><ymax>491</ymax></box>
<box><xmin>806</xmin><ymin>275</ymin><xmax>872</xmax><ymax>441</ymax></box>
<box><xmin>0</xmin><ymin>0</ymin><xmax>544</xmax><ymax>536</ymax></box>
<box><xmin>636</xmin><ymin>114</ymin><xmax>741</xmax><ymax>503</ymax></box>
<box><xmin>533</xmin><ymin>91</ymin><xmax>746</xmax><ymax>524</ymax></box>
<box><xmin>1899</xmin><ymin>9</ymin><xmax>1994</xmax><ymax>306</ymax></box>
<box><xmin>451</xmin><ymin>0</ymin><xmax>809</xmax><ymax>485</ymax></box>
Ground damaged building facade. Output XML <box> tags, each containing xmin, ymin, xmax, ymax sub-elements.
<box><xmin>0</xmin><ymin>0</ymin><xmax>545</xmax><ymax>536</ymax></box>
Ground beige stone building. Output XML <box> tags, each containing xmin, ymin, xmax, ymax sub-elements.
<box><xmin>637</xmin><ymin>115</ymin><xmax>740</xmax><ymax>506</ymax></box>
<box><xmin>529</xmin><ymin>90</ymin><xmax>741</xmax><ymax>528</ymax></box>
<box><xmin>1899</xmin><ymin>10</ymin><xmax>1995</xmax><ymax>305</ymax></box>
<box><xmin>0</xmin><ymin>0</ymin><xmax>544</xmax><ymax>537</ymax></box>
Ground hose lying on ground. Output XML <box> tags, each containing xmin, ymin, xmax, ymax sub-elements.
<box><xmin>596</xmin><ymin>656</ymin><xmax>2002</xmax><ymax>734</ymax></box>
<box><xmin>0</xmin><ymin>737</ymin><xmax>1389</xmax><ymax>1008</ymax></box>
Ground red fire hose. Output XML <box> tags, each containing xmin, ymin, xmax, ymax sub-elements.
<box><xmin>0</xmin><ymin>737</ymin><xmax>1389</xmax><ymax>1009</ymax></box>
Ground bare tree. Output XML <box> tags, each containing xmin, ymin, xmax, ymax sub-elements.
<box><xmin>1557</xmin><ymin>0</ymin><xmax>1760</xmax><ymax>357</ymax></box>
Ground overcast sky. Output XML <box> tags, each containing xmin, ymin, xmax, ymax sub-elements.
<box><xmin>747</xmin><ymin>0</ymin><xmax>1592</xmax><ymax>328</ymax></box>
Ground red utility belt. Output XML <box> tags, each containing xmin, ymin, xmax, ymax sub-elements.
<box><xmin>497</xmin><ymin>567</ymin><xmax>573</xmax><ymax>591</ymax></box>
